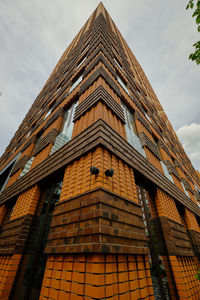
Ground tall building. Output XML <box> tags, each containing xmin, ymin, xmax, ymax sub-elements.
<box><xmin>0</xmin><ymin>2</ymin><xmax>200</xmax><ymax>299</ymax></box>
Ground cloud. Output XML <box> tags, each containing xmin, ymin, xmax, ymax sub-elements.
<box><xmin>176</xmin><ymin>123</ymin><xmax>200</xmax><ymax>170</ymax></box>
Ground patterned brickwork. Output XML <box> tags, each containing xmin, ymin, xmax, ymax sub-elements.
<box><xmin>31</xmin><ymin>143</ymin><xmax>52</xmax><ymax>170</ymax></box>
<box><xmin>155</xmin><ymin>188</ymin><xmax>182</xmax><ymax>224</ymax></box>
<box><xmin>73</xmin><ymin>102</ymin><xmax>126</xmax><ymax>139</ymax></box>
<box><xmin>39</xmin><ymin>253</ymin><xmax>154</xmax><ymax>300</ymax></box>
<box><xmin>79</xmin><ymin>77</ymin><xmax>121</xmax><ymax>106</ymax></box>
<box><xmin>10</xmin><ymin>185</ymin><xmax>40</xmax><ymax>220</ymax></box>
<box><xmin>0</xmin><ymin>254</ymin><xmax>21</xmax><ymax>299</ymax></box>
<box><xmin>171</xmin><ymin>174</ymin><xmax>185</xmax><ymax>192</ymax></box>
<box><xmin>43</xmin><ymin>117</ymin><xmax>62</xmax><ymax>137</ymax></box>
<box><xmin>144</xmin><ymin>147</ymin><xmax>163</xmax><ymax>174</ymax></box>
<box><xmin>135</xmin><ymin>119</ymin><xmax>153</xmax><ymax>142</ymax></box>
<box><xmin>21</xmin><ymin>142</ymin><xmax>35</xmax><ymax>158</ymax></box>
<box><xmin>0</xmin><ymin>205</ymin><xmax>6</xmax><ymax>226</ymax></box>
<box><xmin>170</xmin><ymin>255</ymin><xmax>200</xmax><ymax>299</ymax></box>
<box><xmin>5</xmin><ymin>169</ymin><xmax>21</xmax><ymax>189</ymax></box>
<box><xmin>60</xmin><ymin>147</ymin><xmax>138</xmax><ymax>202</ymax></box>
<box><xmin>184</xmin><ymin>208</ymin><xmax>200</xmax><ymax>233</ymax></box>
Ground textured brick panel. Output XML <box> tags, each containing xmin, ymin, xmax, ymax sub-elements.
<box><xmin>45</xmin><ymin>188</ymin><xmax>147</xmax><ymax>254</ymax></box>
<box><xmin>39</xmin><ymin>253</ymin><xmax>154</xmax><ymax>299</ymax></box>
<box><xmin>74</xmin><ymin>85</ymin><xmax>125</xmax><ymax>123</ymax></box>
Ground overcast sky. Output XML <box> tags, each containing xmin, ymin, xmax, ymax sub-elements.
<box><xmin>0</xmin><ymin>0</ymin><xmax>199</xmax><ymax>170</ymax></box>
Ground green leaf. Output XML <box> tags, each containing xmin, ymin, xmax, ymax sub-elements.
<box><xmin>186</xmin><ymin>3</ymin><xmax>190</xmax><ymax>9</ymax></box>
<box><xmin>190</xmin><ymin>2</ymin><xmax>194</xmax><ymax>8</ymax></box>
<box><xmin>196</xmin><ymin>15</ymin><xmax>200</xmax><ymax>24</ymax></box>
<box><xmin>198</xmin><ymin>25</ymin><xmax>200</xmax><ymax>32</ymax></box>
<box><xmin>192</xmin><ymin>11</ymin><xmax>198</xmax><ymax>17</ymax></box>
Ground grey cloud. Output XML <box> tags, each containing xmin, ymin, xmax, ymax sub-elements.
<box><xmin>176</xmin><ymin>123</ymin><xmax>200</xmax><ymax>170</ymax></box>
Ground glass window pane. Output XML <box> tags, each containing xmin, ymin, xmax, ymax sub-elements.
<box><xmin>122</xmin><ymin>102</ymin><xmax>146</xmax><ymax>158</ymax></box>
<box><xmin>161</xmin><ymin>161</ymin><xmax>173</xmax><ymax>182</ymax></box>
<box><xmin>181</xmin><ymin>182</ymin><xmax>190</xmax><ymax>198</ymax></box>
<box><xmin>69</xmin><ymin>75</ymin><xmax>83</xmax><ymax>93</ymax></box>
<box><xmin>19</xmin><ymin>157</ymin><xmax>34</xmax><ymax>178</ymax></box>
<box><xmin>50</xmin><ymin>102</ymin><xmax>78</xmax><ymax>155</ymax></box>
<box><xmin>77</xmin><ymin>57</ymin><xmax>86</xmax><ymax>69</ymax></box>
<box><xmin>117</xmin><ymin>77</ymin><xmax>130</xmax><ymax>96</ymax></box>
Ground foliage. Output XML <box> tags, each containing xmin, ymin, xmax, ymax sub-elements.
<box><xmin>186</xmin><ymin>0</ymin><xmax>200</xmax><ymax>65</ymax></box>
<box><xmin>195</xmin><ymin>269</ymin><xmax>200</xmax><ymax>280</ymax></box>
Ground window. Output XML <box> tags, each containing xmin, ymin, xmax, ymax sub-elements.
<box><xmin>44</xmin><ymin>108</ymin><xmax>52</xmax><ymax>120</ymax></box>
<box><xmin>19</xmin><ymin>132</ymin><xmax>43</xmax><ymax>178</ymax></box>
<box><xmin>69</xmin><ymin>75</ymin><xmax>83</xmax><ymax>94</ymax></box>
<box><xmin>26</xmin><ymin>132</ymin><xmax>31</xmax><ymax>139</ymax></box>
<box><xmin>0</xmin><ymin>154</ymin><xmax>20</xmax><ymax>192</ymax></box>
<box><xmin>181</xmin><ymin>182</ymin><xmax>190</xmax><ymax>198</ymax></box>
<box><xmin>161</xmin><ymin>161</ymin><xmax>173</xmax><ymax>182</ymax></box>
<box><xmin>50</xmin><ymin>101</ymin><xmax>78</xmax><ymax>155</ymax></box>
<box><xmin>145</xmin><ymin>111</ymin><xmax>151</xmax><ymax>123</ymax></box>
<box><xmin>117</xmin><ymin>76</ymin><xmax>130</xmax><ymax>96</ymax></box>
<box><xmin>114</xmin><ymin>58</ymin><xmax>122</xmax><ymax>70</ymax></box>
<box><xmin>122</xmin><ymin>102</ymin><xmax>146</xmax><ymax>157</ymax></box>
<box><xmin>19</xmin><ymin>157</ymin><xmax>34</xmax><ymax>178</ymax></box>
<box><xmin>77</xmin><ymin>56</ymin><xmax>86</xmax><ymax>70</ymax></box>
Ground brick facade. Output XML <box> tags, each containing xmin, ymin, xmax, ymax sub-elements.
<box><xmin>0</xmin><ymin>2</ymin><xmax>200</xmax><ymax>299</ymax></box>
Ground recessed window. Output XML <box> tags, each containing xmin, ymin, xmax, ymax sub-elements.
<box><xmin>122</xmin><ymin>102</ymin><xmax>146</xmax><ymax>158</ymax></box>
<box><xmin>19</xmin><ymin>157</ymin><xmax>34</xmax><ymax>178</ymax></box>
<box><xmin>181</xmin><ymin>182</ymin><xmax>190</xmax><ymax>198</ymax></box>
<box><xmin>161</xmin><ymin>161</ymin><xmax>173</xmax><ymax>182</ymax></box>
<box><xmin>117</xmin><ymin>76</ymin><xmax>130</xmax><ymax>96</ymax></box>
<box><xmin>145</xmin><ymin>112</ymin><xmax>151</xmax><ymax>123</ymax></box>
<box><xmin>44</xmin><ymin>108</ymin><xmax>52</xmax><ymax>120</ymax></box>
<box><xmin>114</xmin><ymin>58</ymin><xmax>122</xmax><ymax>70</ymax></box>
<box><xmin>55</xmin><ymin>86</ymin><xmax>61</xmax><ymax>94</ymax></box>
<box><xmin>69</xmin><ymin>75</ymin><xmax>83</xmax><ymax>94</ymax></box>
<box><xmin>77</xmin><ymin>56</ymin><xmax>86</xmax><ymax>70</ymax></box>
<box><xmin>81</xmin><ymin>44</ymin><xmax>89</xmax><ymax>54</ymax></box>
<box><xmin>50</xmin><ymin>101</ymin><xmax>78</xmax><ymax>155</ymax></box>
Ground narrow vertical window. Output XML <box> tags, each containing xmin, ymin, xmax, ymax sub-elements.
<box><xmin>161</xmin><ymin>161</ymin><xmax>173</xmax><ymax>182</ymax></box>
<box><xmin>122</xmin><ymin>102</ymin><xmax>146</xmax><ymax>157</ymax></box>
<box><xmin>50</xmin><ymin>101</ymin><xmax>78</xmax><ymax>154</ymax></box>
<box><xmin>77</xmin><ymin>56</ymin><xmax>86</xmax><ymax>70</ymax></box>
<box><xmin>69</xmin><ymin>75</ymin><xmax>83</xmax><ymax>93</ymax></box>
<box><xmin>117</xmin><ymin>76</ymin><xmax>130</xmax><ymax>96</ymax></box>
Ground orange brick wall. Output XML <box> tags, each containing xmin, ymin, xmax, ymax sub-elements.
<box><xmin>21</xmin><ymin>143</ymin><xmax>35</xmax><ymax>158</ymax></box>
<box><xmin>144</xmin><ymin>147</ymin><xmax>164</xmax><ymax>174</ymax></box>
<box><xmin>79</xmin><ymin>77</ymin><xmax>121</xmax><ymax>106</ymax></box>
<box><xmin>5</xmin><ymin>169</ymin><xmax>21</xmax><ymax>189</ymax></box>
<box><xmin>171</xmin><ymin>174</ymin><xmax>184</xmax><ymax>192</ymax></box>
<box><xmin>43</xmin><ymin>117</ymin><xmax>62</xmax><ymax>137</ymax></box>
<box><xmin>39</xmin><ymin>253</ymin><xmax>154</xmax><ymax>300</ymax></box>
<box><xmin>72</xmin><ymin>102</ymin><xmax>126</xmax><ymax>139</ymax></box>
<box><xmin>0</xmin><ymin>205</ymin><xmax>6</xmax><ymax>226</ymax></box>
<box><xmin>60</xmin><ymin>147</ymin><xmax>138</xmax><ymax>202</ymax></box>
<box><xmin>135</xmin><ymin>120</ymin><xmax>154</xmax><ymax>143</ymax></box>
<box><xmin>170</xmin><ymin>255</ymin><xmax>200</xmax><ymax>299</ymax></box>
<box><xmin>184</xmin><ymin>208</ymin><xmax>200</xmax><ymax>233</ymax></box>
<box><xmin>31</xmin><ymin>144</ymin><xmax>52</xmax><ymax>170</ymax></box>
<box><xmin>10</xmin><ymin>184</ymin><xmax>40</xmax><ymax>220</ymax></box>
<box><xmin>159</xmin><ymin>148</ymin><xmax>173</xmax><ymax>164</ymax></box>
<box><xmin>0</xmin><ymin>254</ymin><xmax>21</xmax><ymax>299</ymax></box>
<box><xmin>155</xmin><ymin>188</ymin><xmax>182</xmax><ymax>224</ymax></box>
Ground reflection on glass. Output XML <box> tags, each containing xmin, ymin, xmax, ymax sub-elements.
<box><xmin>19</xmin><ymin>157</ymin><xmax>34</xmax><ymax>178</ymax></box>
<box><xmin>122</xmin><ymin>102</ymin><xmax>146</xmax><ymax>157</ymax></box>
<box><xmin>50</xmin><ymin>102</ymin><xmax>78</xmax><ymax>155</ymax></box>
<box><xmin>161</xmin><ymin>162</ymin><xmax>173</xmax><ymax>182</ymax></box>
